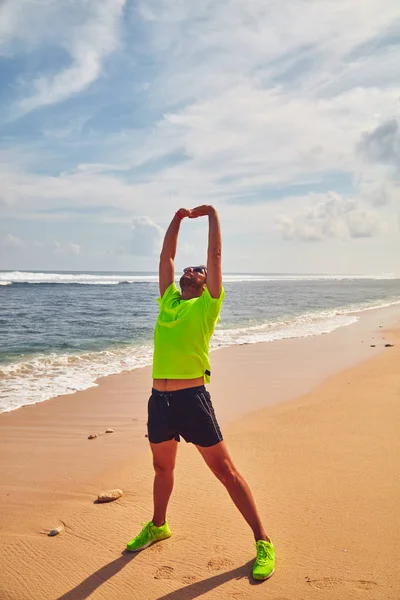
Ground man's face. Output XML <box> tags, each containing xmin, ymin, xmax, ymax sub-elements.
<box><xmin>179</xmin><ymin>266</ymin><xmax>207</xmax><ymax>292</ymax></box>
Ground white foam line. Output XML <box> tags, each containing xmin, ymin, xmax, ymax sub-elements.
<box><xmin>1</xmin><ymin>271</ymin><xmax>398</xmax><ymax>285</ymax></box>
<box><xmin>0</xmin><ymin>346</ymin><xmax>154</xmax><ymax>413</ymax></box>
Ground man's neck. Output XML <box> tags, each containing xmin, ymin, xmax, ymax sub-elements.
<box><xmin>181</xmin><ymin>289</ymin><xmax>203</xmax><ymax>301</ymax></box>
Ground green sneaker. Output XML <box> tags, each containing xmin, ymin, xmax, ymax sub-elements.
<box><xmin>252</xmin><ymin>539</ymin><xmax>275</xmax><ymax>580</ymax></box>
<box><xmin>126</xmin><ymin>521</ymin><xmax>171</xmax><ymax>552</ymax></box>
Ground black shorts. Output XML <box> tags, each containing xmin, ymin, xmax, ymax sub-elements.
<box><xmin>147</xmin><ymin>386</ymin><xmax>223</xmax><ymax>447</ymax></box>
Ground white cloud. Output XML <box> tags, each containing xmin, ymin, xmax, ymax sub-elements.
<box><xmin>358</xmin><ymin>181</ymin><xmax>396</xmax><ymax>207</ymax></box>
<box><xmin>1</xmin><ymin>233</ymin><xmax>25</xmax><ymax>248</ymax></box>
<box><xmin>0</xmin><ymin>236</ymin><xmax>81</xmax><ymax>257</ymax></box>
<box><xmin>275</xmin><ymin>192</ymin><xmax>382</xmax><ymax>241</ymax></box>
<box><xmin>358</xmin><ymin>117</ymin><xmax>400</xmax><ymax>171</ymax></box>
<box><xmin>54</xmin><ymin>242</ymin><xmax>81</xmax><ymax>256</ymax></box>
<box><xmin>1</xmin><ymin>0</ymin><xmax>126</xmax><ymax>114</ymax></box>
<box><xmin>68</xmin><ymin>243</ymin><xmax>81</xmax><ymax>256</ymax></box>
<box><xmin>124</xmin><ymin>216</ymin><xmax>164</xmax><ymax>257</ymax></box>
<box><xmin>75</xmin><ymin>163</ymin><xmax>132</xmax><ymax>174</ymax></box>
<box><xmin>138</xmin><ymin>0</ymin><xmax>400</xmax><ymax>106</ymax></box>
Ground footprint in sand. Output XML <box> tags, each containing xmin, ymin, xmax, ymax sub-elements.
<box><xmin>307</xmin><ymin>577</ymin><xmax>343</xmax><ymax>589</ymax></box>
<box><xmin>148</xmin><ymin>543</ymin><xmax>163</xmax><ymax>554</ymax></box>
<box><xmin>307</xmin><ymin>577</ymin><xmax>377</xmax><ymax>591</ymax></box>
<box><xmin>181</xmin><ymin>575</ymin><xmax>198</xmax><ymax>584</ymax></box>
<box><xmin>154</xmin><ymin>566</ymin><xmax>175</xmax><ymax>580</ymax></box>
<box><xmin>353</xmin><ymin>580</ymin><xmax>377</xmax><ymax>591</ymax></box>
<box><xmin>207</xmin><ymin>557</ymin><xmax>234</xmax><ymax>572</ymax></box>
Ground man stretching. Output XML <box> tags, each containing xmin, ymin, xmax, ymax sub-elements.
<box><xmin>127</xmin><ymin>205</ymin><xmax>275</xmax><ymax>580</ymax></box>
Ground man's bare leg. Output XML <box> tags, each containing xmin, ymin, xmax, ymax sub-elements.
<box><xmin>196</xmin><ymin>441</ymin><xmax>269</xmax><ymax>541</ymax></box>
<box><xmin>150</xmin><ymin>439</ymin><xmax>178</xmax><ymax>526</ymax></box>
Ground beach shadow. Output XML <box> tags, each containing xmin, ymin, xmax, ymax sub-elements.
<box><xmin>56</xmin><ymin>550</ymin><xmax>139</xmax><ymax>600</ymax></box>
<box><xmin>155</xmin><ymin>560</ymin><xmax>262</xmax><ymax>600</ymax></box>
<box><xmin>56</xmin><ymin>555</ymin><xmax>262</xmax><ymax>600</ymax></box>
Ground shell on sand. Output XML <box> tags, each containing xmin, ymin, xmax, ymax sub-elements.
<box><xmin>48</xmin><ymin>525</ymin><xmax>64</xmax><ymax>536</ymax></box>
<box><xmin>97</xmin><ymin>489</ymin><xmax>123</xmax><ymax>503</ymax></box>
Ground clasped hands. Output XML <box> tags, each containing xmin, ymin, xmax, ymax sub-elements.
<box><xmin>177</xmin><ymin>205</ymin><xmax>216</xmax><ymax>219</ymax></box>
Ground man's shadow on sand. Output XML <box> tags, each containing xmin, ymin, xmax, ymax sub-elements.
<box><xmin>56</xmin><ymin>551</ymin><xmax>261</xmax><ymax>600</ymax></box>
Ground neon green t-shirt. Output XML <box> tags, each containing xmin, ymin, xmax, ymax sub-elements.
<box><xmin>152</xmin><ymin>282</ymin><xmax>225</xmax><ymax>383</ymax></box>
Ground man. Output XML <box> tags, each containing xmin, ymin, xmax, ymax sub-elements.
<box><xmin>127</xmin><ymin>205</ymin><xmax>275</xmax><ymax>581</ymax></box>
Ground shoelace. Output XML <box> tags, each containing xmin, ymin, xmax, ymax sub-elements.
<box><xmin>136</xmin><ymin>521</ymin><xmax>153</xmax><ymax>541</ymax></box>
<box><xmin>256</xmin><ymin>542</ymin><xmax>272</xmax><ymax>564</ymax></box>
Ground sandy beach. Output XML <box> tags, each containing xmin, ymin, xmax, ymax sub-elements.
<box><xmin>0</xmin><ymin>304</ymin><xmax>399</xmax><ymax>600</ymax></box>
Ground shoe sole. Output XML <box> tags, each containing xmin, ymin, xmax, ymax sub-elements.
<box><xmin>126</xmin><ymin>533</ymin><xmax>171</xmax><ymax>552</ymax></box>
<box><xmin>252</xmin><ymin>568</ymin><xmax>275</xmax><ymax>581</ymax></box>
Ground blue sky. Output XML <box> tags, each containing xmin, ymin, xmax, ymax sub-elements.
<box><xmin>0</xmin><ymin>0</ymin><xmax>399</xmax><ymax>274</ymax></box>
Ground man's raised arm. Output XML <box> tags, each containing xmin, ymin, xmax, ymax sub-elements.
<box><xmin>159</xmin><ymin>209</ymin><xmax>190</xmax><ymax>296</ymax></box>
<box><xmin>190</xmin><ymin>205</ymin><xmax>222</xmax><ymax>298</ymax></box>
<box><xmin>206</xmin><ymin>206</ymin><xmax>222</xmax><ymax>298</ymax></box>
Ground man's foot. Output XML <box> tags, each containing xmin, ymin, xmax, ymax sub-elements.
<box><xmin>126</xmin><ymin>521</ymin><xmax>171</xmax><ymax>552</ymax></box>
<box><xmin>252</xmin><ymin>539</ymin><xmax>275</xmax><ymax>580</ymax></box>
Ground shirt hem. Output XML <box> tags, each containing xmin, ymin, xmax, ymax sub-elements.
<box><xmin>152</xmin><ymin>374</ymin><xmax>206</xmax><ymax>379</ymax></box>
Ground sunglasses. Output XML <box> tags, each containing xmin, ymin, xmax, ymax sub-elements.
<box><xmin>183</xmin><ymin>266</ymin><xmax>207</xmax><ymax>275</ymax></box>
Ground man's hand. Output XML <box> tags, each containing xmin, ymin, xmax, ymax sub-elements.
<box><xmin>177</xmin><ymin>208</ymin><xmax>192</xmax><ymax>218</ymax></box>
<box><xmin>189</xmin><ymin>205</ymin><xmax>215</xmax><ymax>218</ymax></box>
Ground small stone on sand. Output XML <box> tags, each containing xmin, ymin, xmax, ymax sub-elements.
<box><xmin>48</xmin><ymin>525</ymin><xmax>64</xmax><ymax>536</ymax></box>
<box><xmin>370</xmin><ymin>345</ymin><xmax>376</xmax><ymax>347</ymax></box>
<box><xmin>88</xmin><ymin>434</ymin><xmax>97</xmax><ymax>439</ymax></box>
<box><xmin>105</xmin><ymin>428</ymin><xmax>114</xmax><ymax>433</ymax></box>
<box><xmin>384</xmin><ymin>343</ymin><xmax>394</xmax><ymax>347</ymax></box>
<box><xmin>97</xmin><ymin>489</ymin><xmax>123</xmax><ymax>503</ymax></box>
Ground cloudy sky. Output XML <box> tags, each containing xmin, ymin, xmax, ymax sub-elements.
<box><xmin>0</xmin><ymin>0</ymin><xmax>399</xmax><ymax>275</ymax></box>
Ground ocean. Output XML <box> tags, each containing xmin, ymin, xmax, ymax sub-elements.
<box><xmin>1</xmin><ymin>270</ymin><xmax>400</xmax><ymax>413</ymax></box>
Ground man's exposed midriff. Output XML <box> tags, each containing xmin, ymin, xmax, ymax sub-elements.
<box><xmin>152</xmin><ymin>376</ymin><xmax>205</xmax><ymax>392</ymax></box>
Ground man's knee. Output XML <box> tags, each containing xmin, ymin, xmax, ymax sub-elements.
<box><xmin>211</xmin><ymin>459</ymin><xmax>239</xmax><ymax>486</ymax></box>
<box><xmin>153</xmin><ymin>458</ymin><xmax>175</xmax><ymax>475</ymax></box>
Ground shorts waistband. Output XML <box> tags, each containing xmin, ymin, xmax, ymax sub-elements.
<box><xmin>151</xmin><ymin>385</ymin><xmax>206</xmax><ymax>399</ymax></box>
